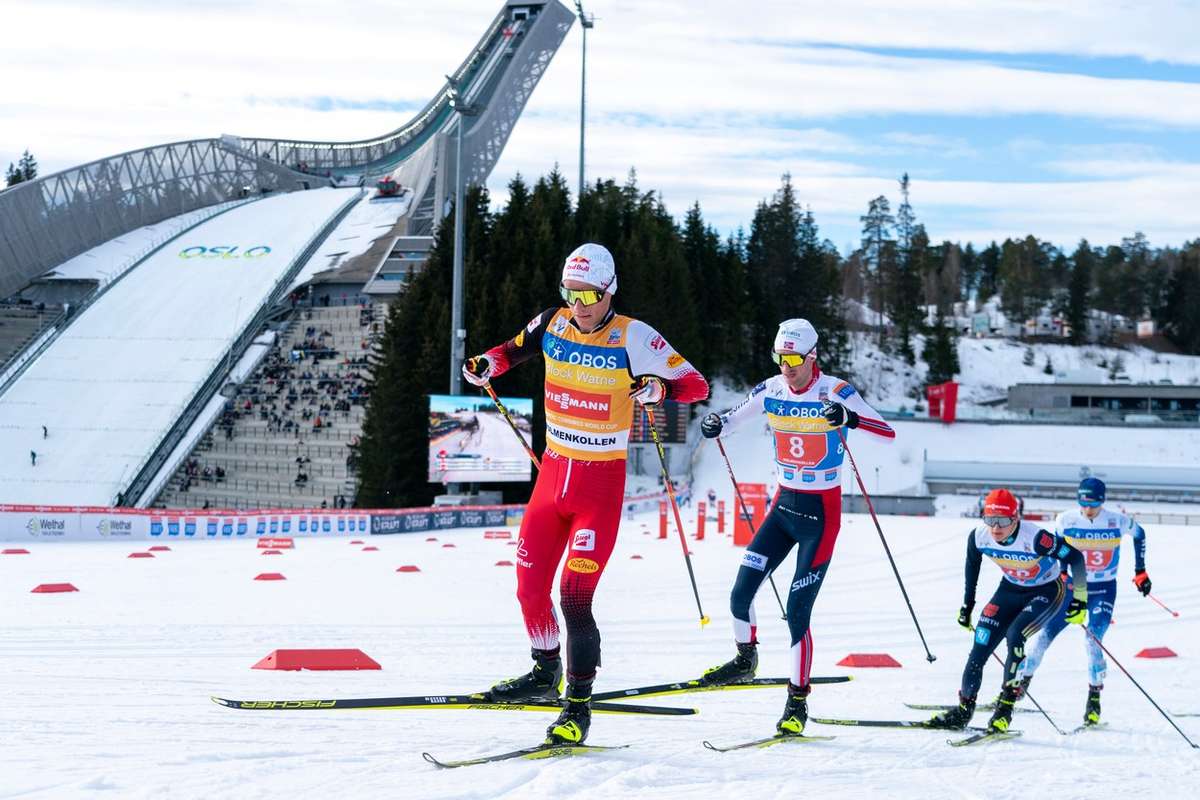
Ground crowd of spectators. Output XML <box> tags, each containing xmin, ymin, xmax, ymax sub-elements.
<box><xmin>166</xmin><ymin>301</ymin><xmax>379</xmax><ymax>509</ymax></box>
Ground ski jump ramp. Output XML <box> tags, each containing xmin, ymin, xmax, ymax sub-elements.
<box><xmin>0</xmin><ymin>188</ymin><xmax>358</xmax><ymax>506</ymax></box>
<box><xmin>0</xmin><ymin>0</ymin><xmax>574</xmax><ymax>296</ymax></box>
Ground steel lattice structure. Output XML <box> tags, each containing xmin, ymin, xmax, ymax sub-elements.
<box><xmin>0</xmin><ymin>0</ymin><xmax>573</xmax><ymax>299</ymax></box>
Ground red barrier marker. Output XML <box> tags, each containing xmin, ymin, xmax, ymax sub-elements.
<box><xmin>696</xmin><ymin>501</ymin><xmax>706</xmax><ymax>541</ymax></box>
<box><xmin>261</xmin><ymin>549</ymin><xmax>282</xmax><ymax>555</ymax></box>
<box><xmin>1136</xmin><ymin>647</ymin><xmax>1178</xmax><ymax>659</ymax></box>
<box><xmin>128</xmin><ymin>552</ymin><xmax>155</xmax><ymax>559</ymax></box>
<box><xmin>2</xmin><ymin>548</ymin><xmax>30</xmax><ymax>555</ymax></box>
<box><xmin>350</xmin><ymin>540</ymin><xmax>364</xmax><ymax>545</ymax></box>
<box><xmin>149</xmin><ymin>546</ymin><xmax>171</xmax><ymax>552</ymax></box>
<box><xmin>396</xmin><ymin>565</ymin><xmax>421</xmax><ymax>573</ymax></box>
<box><xmin>254</xmin><ymin>573</ymin><xmax>286</xmax><ymax>581</ymax></box>
<box><xmin>32</xmin><ymin>583</ymin><xmax>78</xmax><ymax>593</ymax></box>
<box><xmin>426</xmin><ymin>537</ymin><xmax>438</xmax><ymax>542</ymax></box>
<box><xmin>630</xmin><ymin>554</ymin><xmax>644</xmax><ymax>560</ymax></box>
<box><xmin>495</xmin><ymin>560</ymin><xmax>514</xmax><ymax>566</ymax></box>
<box><xmin>442</xmin><ymin>543</ymin><xmax>456</xmax><ymax>549</ymax></box>
<box><xmin>252</xmin><ymin>648</ymin><xmax>381</xmax><ymax>671</ymax></box>
<box><xmin>362</xmin><ymin>546</ymin><xmax>380</xmax><ymax>552</ymax></box>
<box><xmin>717</xmin><ymin>500</ymin><xmax>726</xmax><ymax>534</ymax></box>
<box><xmin>837</xmin><ymin>653</ymin><xmax>902</xmax><ymax>667</ymax></box>
<box><xmin>658</xmin><ymin>501</ymin><xmax>667</xmax><ymax>540</ymax></box>
<box><xmin>257</xmin><ymin>537</ymin><xmax>294</xmax><ymax>550</ymax></box>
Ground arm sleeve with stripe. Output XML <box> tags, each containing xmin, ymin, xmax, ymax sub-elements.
<box><xmin>624</xmin><ymin>319</ymin><xmax>709</xmax><ymax>403</ymax></box>
<box><xmin>483</xmin><ymin>308</ymin><xmax>556</xmax><ymax>378</ymax></box>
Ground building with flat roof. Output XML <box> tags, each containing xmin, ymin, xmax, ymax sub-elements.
<box><xmin>1007</xmin><ymin>382</ymin><xmax>1200</xmax><ymax>423</ymax></box>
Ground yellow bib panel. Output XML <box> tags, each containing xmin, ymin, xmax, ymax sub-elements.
<box><xmin>540</xmin><ymin>309</ymin><xmax>635</xmax><ymax>461</ymax></box>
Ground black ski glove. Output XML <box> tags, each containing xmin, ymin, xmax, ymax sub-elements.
<box><xmin>701</xmin><ymin>413</ymin><xmax>723</xmax><ymax>439</ymax></box>
<box><xmin>957</xmin><ymin>603</ymin><xmax>974</xmax><ymax>630</ymax></box>
<box><xmin>821</xmin><ymin>399</ymin><xmax>860</xmax><ymax>429</ymax></box>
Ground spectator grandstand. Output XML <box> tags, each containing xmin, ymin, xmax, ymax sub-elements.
<box><xmin>153</xmin><ymin>301</ymin><xmax>384</xmax><ymax>510</ymax></box>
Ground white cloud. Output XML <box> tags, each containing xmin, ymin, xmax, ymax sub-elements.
<box><xmin>4</xmin><ymin>0</ymin><xmax>1200</xmax><ymax>249</ymax></box>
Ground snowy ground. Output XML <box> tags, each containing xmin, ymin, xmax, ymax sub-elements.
<box><xmin>2</xmin><ymin>508</ymin><xmax>1197</xmax><ymax>799</ymax></box>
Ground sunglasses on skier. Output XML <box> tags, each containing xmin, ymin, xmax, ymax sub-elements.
<box><xmin>771</xmin><ymin>351</ymin><xmax>808</xmax><ymax>368</ymax></box>
<box><xmin>982</xmin><ymin>515</ymin><xmax>1017</xmax><ymax>528</ymax></box>
<box><xmin>560</xmin><ymin>284</ymin><xmax>607</xmax><ymax>306</ymax></box>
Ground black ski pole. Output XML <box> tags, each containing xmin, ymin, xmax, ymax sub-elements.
<box><xmin>475</xmin><ymin>372</ymin><xmax>540</xmax><ymax>471</ymax></box>
<box><xmin>836</xmin><ymin>428</ymin><xmax>936</xmax><ymax>663</ymax></box>
<box><xmin>645</xmin><ymin>405</ymin><xmax>710</xmax><ymax>628</ymax></box>
<box><xmin>715</xmin><ymin>437</ymin><xmax>787</xmax><ymax>620</ymax></box>
<box><xmin>1083</xmin><ymin>627</ymin><xmax>1199</xmax><ymax>748</ymax></box>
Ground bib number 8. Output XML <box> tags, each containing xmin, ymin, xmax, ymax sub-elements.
<box><xmin>788</xmin><ymin>436</ymin><xmax>804</xmax><ymax>459</ymax></box>
<box><xmin>773</xmin><ymin>430</ymin><xmax>828</xmax><ymax>468</ymax></box>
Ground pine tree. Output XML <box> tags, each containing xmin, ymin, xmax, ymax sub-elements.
<box><xmin>921</xmin><ymin>307</ymin><xmax>959</xmax><ymax>386</ymax></box>
<box><xmin>859</xmin><ymin>195</ymin><xmax>895</xmax><ymax>348</ymax></box>
<box><xmin>977</xmin><ymin>242</ymin><xmax>1001</xmax><ymax>303</ymax></box>
<box><xmin>959</xmin><ymin>242</ymin><xmax>980</xmax><ymax>303</ymax></box>
<box><xmin>1023</xmin><ymin>346</ymin><xmax>1035</xmax><ymax>367</ymax></box>
<box><xmin>1043</xmin><ymin>355</ymin><xmax>1054</xmax><ymax>375</ymax></box>
<box><xmin>1161</xmin><ymin>246</ymin><xmax>1200</xmax><ymax>354</ymax></box>
<box><xmin>1066</xmin><ymin>240</ymin><xmax>1094</xmax><ymax>345</ymax></box>
<box><xmin>17</xmin><ymin>149</ymin><xmax>37</xmax><ymax>181</ymax></box>
<box><xmin>4</xmin><ymin>162</ymin><xmax>21</xmax><ymax>187</ymax></box>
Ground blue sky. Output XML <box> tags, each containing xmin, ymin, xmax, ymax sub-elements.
<box><xmin>4</xmin><ymin>0</ymin><xmax>1199</xmax><ymax>251</ymax></box>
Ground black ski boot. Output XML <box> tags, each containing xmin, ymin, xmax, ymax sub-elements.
<box><xmin>699</xmin><ymin>642</ymin><xmax>757</xmax><ymax>686</ymax></box>
<box><xmin>988</xmin><ymin>685</ymin><xmax>1021</xmax><ymax>733</ymax></box>
<box><xmin>545</xmin><ymin>681</ymin><xmax>592</xmax><ymax>745</ymax></box>
<box><xmin>776</xmin><ymin>683</ymin><xmax>810</xmax><ymax>736</ymax></box>
<box><xmin>487</xmin><ymin>648</ymin><xmax>563</xmax><ymax>703</ymax></box>
<box><xmin>927</xmin><ymin>693</ymin><xmax>976</xmax><ymax>730</ymax></box>
<box><xmin>1084</xmin><ymin>685</ymin><xmax>1102</xmax><ymax>726</ymax></box>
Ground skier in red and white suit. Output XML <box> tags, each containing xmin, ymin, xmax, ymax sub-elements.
<box><xmin>462</xmin><ymin>242</ymin><xmax>708</xmax><ymax>744</ymax></box>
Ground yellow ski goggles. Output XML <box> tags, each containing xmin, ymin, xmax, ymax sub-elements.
<box><xmin>560</xmin><ymin>285</ymin><xmax>607</xmax><ymax>306</ymax></box>
<box><xmin>771</xmin><ymin>351</ymin><xmax>808</xmax><ymax>368</ymax></box>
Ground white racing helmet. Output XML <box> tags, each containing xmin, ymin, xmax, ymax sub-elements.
<box><xmin>774</xmin><ymin>318</ymin><xmax>818</xmax><ymax>354</ymax></box>
<box><xmin>562</xmin><ymin>243</ymin><xmax>617</xmax><ymax>294</ymax></box>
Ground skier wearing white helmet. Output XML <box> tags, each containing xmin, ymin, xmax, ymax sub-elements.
<box><xmin>695</xmin><ymin>318</ymin><xmax>895</xmax><ymax>736</ymax></box>
<box><xmin>462</xmin><ymin>242</ymin><xmax>709</xmax><ymax>745</ymax></box>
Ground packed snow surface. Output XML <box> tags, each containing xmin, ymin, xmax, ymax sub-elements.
<box><xmin>2</xmin><ymin>507</ymin><xmax>1197</xmax><ymax>798</ymax></box>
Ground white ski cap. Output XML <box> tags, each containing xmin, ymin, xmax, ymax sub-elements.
<box><xmin>774</xmin><ymin>318</ymin><xmax>818</xmax><ymax>353</ymax></box>
<box><xmin>562</xmin><ymin>243</ymin><xmax>617</xmax><ymax>295</ymax></box>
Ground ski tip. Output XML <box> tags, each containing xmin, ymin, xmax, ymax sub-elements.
<box><xmin>701</xmin><ymin>740</ymin><xmax>718</xmax><ymax>751</ymax></box>
<box><xmin>210</xmin><ymin>696</ymin><xmax>232</xmax><ymax>707</ymax></box>
<box><xmin>421</xmin><ymin>752</ymin><xmax>441</xmax><ymax>766</ymax></box>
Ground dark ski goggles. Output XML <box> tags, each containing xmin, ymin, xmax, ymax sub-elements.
<box><xmin>560</xmin><ymin>284</ymin><xmax>606</xmax><ymax>306</ymax></box>
<box><xmin>982</xmin><ymin>514</ymin><xmax>1016</xmax><ymax>528</ymax></box>
<box><xmin>771</xmin><ymin>351</ymin><xmax>807</xmax><ymax>368</ymax></box>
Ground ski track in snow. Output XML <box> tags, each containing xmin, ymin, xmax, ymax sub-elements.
<box><xmin>1</xmin><ymin>511</ymin><xmax>1197</xmax><ymax>799</ymax></box>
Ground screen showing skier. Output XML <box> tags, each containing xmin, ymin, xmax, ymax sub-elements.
<box><xmin>428</xmin><ymin>394</ymin><xmax>534</xmax><ymax>483</ymax></box>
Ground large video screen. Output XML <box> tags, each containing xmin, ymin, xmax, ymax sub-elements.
<box><xmin>428</xmin><ymin>394</ymin><xmax>534</xmax><ymax>484</ymax></box>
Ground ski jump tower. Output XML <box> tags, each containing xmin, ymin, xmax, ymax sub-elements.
<box><xmin>0</xmin><ymin>0</ymin><xmax>575</xmax><ymax>299</ymax></box>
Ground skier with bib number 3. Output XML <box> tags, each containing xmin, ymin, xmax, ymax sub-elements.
<box><xmin>461</xmin><ymin>243</ymin><xmax>709</xmax><ymax>746</ymax></box>
<box><xmin>695</xmin><ymin>318</ymin><xmax>895</xmax><ymax>736</ymax></box>
<box><xmin>1016</xmin><ymin>477</ymin><xmax>1151</xmax><ymax>727</ymax></box>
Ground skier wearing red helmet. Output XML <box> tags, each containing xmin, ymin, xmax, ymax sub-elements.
<box><xmin>927</xmin><ymin>488</ymin><xmax>1088</xmax><ymax>734</ymax></box>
